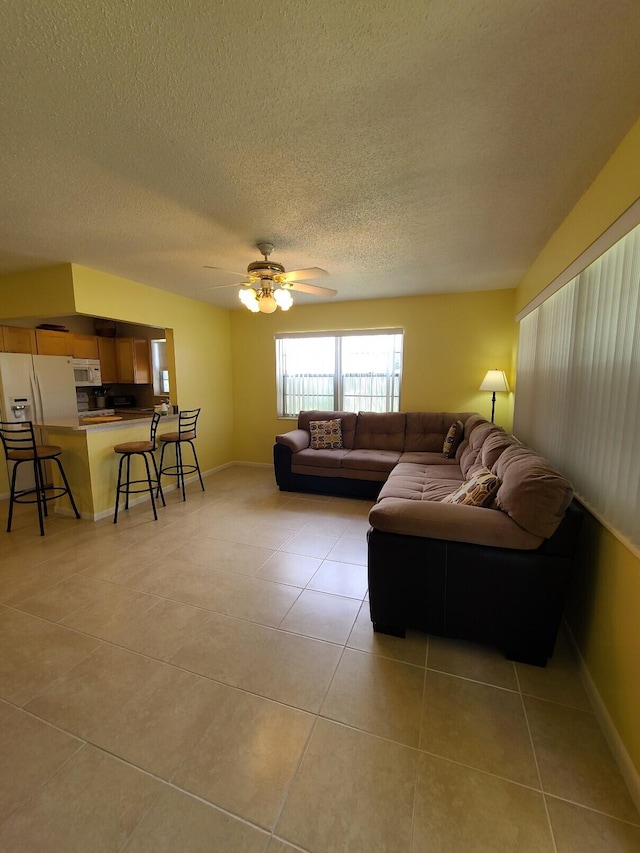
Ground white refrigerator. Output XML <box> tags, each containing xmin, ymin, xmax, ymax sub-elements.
<box><xmin>0</xmin><ymin>352</ymin><xmax>78</xmax><ymax>491</ymax></box>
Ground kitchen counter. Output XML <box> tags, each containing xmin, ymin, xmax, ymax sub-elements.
<box><xmin>40</xmin><ymin>413</ymin><xmax>180</xmax><ymax>519</ymax></box>
<box><xmin>36</xmin><ymin>413</ymin><xmax>178</xmax><ymax>432</ymax></box>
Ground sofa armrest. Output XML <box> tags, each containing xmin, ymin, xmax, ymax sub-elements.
<box><xmin>369</xmin><ymin>498</ymin><xmax>543</xmax><ymax>550</ymax></box>
<box><xmin>276</xmin><ymin>429</ymin><xmax>310</xmax><ymax>453</ymax></box>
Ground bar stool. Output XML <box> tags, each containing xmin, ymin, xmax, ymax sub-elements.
<box><xmin>0</xmin><ymin>420</ymin><xmax>80</xmax><ymax>536</ymax></box>
<box><xmin>113</xmin><ymin>412</ymin><xmax>165</xmax><ymax>523</ymax></box>
<box><xmin>156</xmin><ymin>408</ymin><xmax>205</xmax><ymax>501</ymax></box>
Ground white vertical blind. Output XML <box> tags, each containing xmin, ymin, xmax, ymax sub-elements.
<box><xmin>515</xmin><ymin>223</ymin><xmax>640</xmax><ymax>550</ymax></box>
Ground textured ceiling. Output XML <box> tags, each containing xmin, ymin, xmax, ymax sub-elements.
<box><xmin>1</xmin><ymin>0</ymin><xmax>640</xmax><ymax>311</ymax></box>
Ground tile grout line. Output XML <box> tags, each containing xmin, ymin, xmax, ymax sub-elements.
<box><xmin>515</xmin><ymin>662</ymin><xmax>559</xmax><ymax>853</ymax></box>
<box><xmin>408</xmin><ymin>634</ymin><xmax>430</xmax><ymax>853</ymax></box>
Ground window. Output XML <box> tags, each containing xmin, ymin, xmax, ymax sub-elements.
<box><xmin>514</xmin><ymin>220</ymin><xmax>640</xmax><ymax>551</ymax></box>
<box><xmin>151</xmin><ymin>339</ymin><xmax>169</xmax><ymax>395</ymax></box>
<box><xmin>276</xmin><ymin>330</ymin><xmax>403</xmax><ymax>417</ymax></box>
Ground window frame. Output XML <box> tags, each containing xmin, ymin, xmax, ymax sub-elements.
<box><xmin>275</xmin><ymin>329</ymin><xmax>404</xmax><ymax>418</ymax></box>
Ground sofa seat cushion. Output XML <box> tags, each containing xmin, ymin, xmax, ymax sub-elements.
<box><xmin>391</xmin><ymin>461</ymin><xmax>464</xmax><ymax>482</ymax></box>
<box><xmin>353</xmin><ymin>412</ymin><xmax>406</xmax><ymax>451</ymax></box>
<box><xmin>291</xmin><ymin>448</ymin><xmax>351</xmax><ymax>470</ymax></box>
<box><xmin>494</xmin><ymin>445</ymin><xmax>573</xmax><ymax>539</ymax></box>
<box><xmin>341</xmin><ymin>449</ymin><xmax>402</xmax><ymax>472</ymax></box>
<box><xmin>369</xmin><ymin>498</ymin><xmax>544</xmax><ymax>549</ymax></box>
<box><xmin>399</xmin><ymin>451</ymin><xmax>460</xmax><ymax>466</ymax></box>
<box><xmin>378</xmin><ymin>463</ymin><xmax>463</xmax><ymax>501</ymax></box>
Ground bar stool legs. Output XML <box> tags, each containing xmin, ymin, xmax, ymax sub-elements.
<box><xmin>0</xmin><ymin>420</ymin><xmax>81</xmax><ymax>536</ymax></box>
<box><xmin>114</xmin><ymin>448</ymin><xmax>165</xmax><ymax>523</ymax></box>
<box><xmin>156</xmin><ymin>408</ymin><xmax>205</xmax><ymax>501</ymax></box>
<box><xmin>113</xmin><ymin>412</ymin><xmax>165</xmax><ymax>523</ymax></box>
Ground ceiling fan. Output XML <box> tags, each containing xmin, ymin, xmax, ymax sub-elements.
<box><xmin>204</xmin><ymin>242</ymin><xmax>337</xmax><ymax>313</ymax></box>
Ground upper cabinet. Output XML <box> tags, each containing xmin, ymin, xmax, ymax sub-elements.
<box><xmin>35</xmin><ymin>328</ymin><xmax>73</xmax><ymax>356</ymax></box>
<box><xmin>97</xmin><ymin>337</ymin><xmax>118</xmax><ymax>383</ymax></box>
<box><xmin>71</xmin><ymin>334</ymin><xmax>99</xmax><ymax>359</ymax></box>
<box><xmin>115</xmin><ymin>338</ymin><xmax>151</xmax><ymax>384</ymax></box>
<box><xmin>1</xmin><ymin>325</ymin><xmax>37</xmax><ymax>354</ymax></box>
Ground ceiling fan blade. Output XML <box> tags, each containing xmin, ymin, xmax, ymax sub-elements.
<box><xmin>203</xmin><ymin>265</ymin><xmax>247</xmax><ymax>277</ymax></box>
<box><xmin>277</xmin><ymin>267</ymin><xmax>328</xmax><ymax>284</ymax></box>
<box><xmin>202</xmin><ymin>280</ymin><xmax>253</xmax><ymax>290</ymax></box>
<box><xmin>286</xmin><ymin>281</ymin><xmax>337</xmax><ymax>297</ymax></box>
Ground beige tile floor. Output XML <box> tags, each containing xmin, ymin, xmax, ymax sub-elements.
<box><xmin>0</xmin><ymin>465</ymin><xmax>639</xmax><ymax>852</ymax></box>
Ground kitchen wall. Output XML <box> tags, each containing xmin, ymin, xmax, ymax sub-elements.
<box><xmin>0</xmin><ymin>263</ymin><xmax>235</xmax><ymax>503</ymax></box>
<box><xmin>230</xmin><ymin>288</ymin><xmax>517</xmax><ymax>464</ymax></box>
<box><xmin>515</xmin><ymin>117</ymin><xmax>640</xmax><ymax>789</ymax></box>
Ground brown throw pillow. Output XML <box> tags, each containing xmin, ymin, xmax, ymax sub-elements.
<box><xmin>309</xmin><ymin>419</ymin><xmax>343</xmax><ymax>450</ymax></box>
<box><xmin>442</xmin><ymin>466</ymin><xmax>501</xmax><ymax>507</ymax></box>
<box><xmin>442</xmin><ymin>420</ymin><xmax>464</xmax><ymax>458</ymax></box>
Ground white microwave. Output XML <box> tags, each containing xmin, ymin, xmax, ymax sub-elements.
<box><xmin>73</xmin><ymin>358</ymin><xmax>103</xmax><ymax>387</ymax></box>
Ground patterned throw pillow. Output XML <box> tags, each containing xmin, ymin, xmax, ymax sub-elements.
<box><xmin>310</xmin><ymin>419</ymin><xmax>343</xmax><ymax>450</ymax></box>
<box><xmin>441</xmin><ymin>466</ymin><xmax>501</xmax><ymax>507</ymax></box>
<box><xmin>442</xmin><ymin>420</ymin><xmax>464</xmax><ymax>458</ymax></box>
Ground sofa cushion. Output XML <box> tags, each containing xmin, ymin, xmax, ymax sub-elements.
<box><xmin>442</xmin><ymin>467</ymin><xmax>501</xmax><ymax>507</ymax></box>
<box><xmin>292</xmin><ymin>447</ymin><xmax>351</xmax><ymax>470</ymax></box>
<box><xmin>298</xmin><ymin>411</ymin><xmax>357</xmax><ymax>448</ymax></box>
<box><xmin>378</xmin><ymin>468</ymin><xmax>462</xmax><ymax>502</ymax></box>
<box><xmin>480</xmin><ymin>429</ymin><xmax>515</xmax><ymax>469</ymax></box>
<box><xmin>399</xmin><ymin>451</ymin><xmax>460</xmax><ymax>466</ymax></box>
<box><xmin>493</xmin><ymin>445</ymin><xmax>574</xmax><ymax>539</ymax></box>
<box><xmin>310</xmin><ymin>418</ymin><xmax>343</xmax><ymax>449</ymax></box>
<box><xmin>442</xmin><ymin>420</ymin><xmax>464</xmax><ymax>458</ymax></box>
<box><xmin>369</xmin><ymin>498</ymin><xmax>543</xmax><ymax>549</ymax></box>
<box><xmin>459</xmin><ymin>421</ymin><xmax>504</xmax><ymax>478</ymax></box>
<box><xmin>354</xmin><ymin>412</ymin><xmax>406</xmax><ymax>451</ymax></box>
<box><xmin>341</xmin><ymin>449</ymin><xmax>402</xmax><ymax>473</ymax></box>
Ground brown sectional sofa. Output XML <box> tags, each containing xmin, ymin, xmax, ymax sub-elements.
<box><xmin>274</xmin><ymin>410</ymin><xmax>584</xmax><ymax>665</ymax></box>
<box><xmin>273</xmin><ymin>410</ymin><xmax>469</xmax><ymax>499</ymax></box>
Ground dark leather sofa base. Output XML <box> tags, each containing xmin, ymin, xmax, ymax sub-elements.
<box><xmin>367</xmin><ymin>502</ymin><xmax>583</xmax><ymax>667</ymax></box>
<box><xmin>273</xmin><ymin>443</ymin><xmax>384</xmax><ymax>500</ymax></box>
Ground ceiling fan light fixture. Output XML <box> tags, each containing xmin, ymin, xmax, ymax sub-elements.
<box><xmin>274</xmin><ymin>288</ymin><xmax>293</xmax><ymax>310</ymax></box>
<box><xmin>258</xmin><ymin>292</ymin><xmax>277</xmax><ymax>313</ymax></box>
<box><xmin>238</xmin><ymin>287</ymin><xmax>259</xmax><ymax>311</ymax></box>
<box><xmin>217</xmin><ymin>243</ymin><xmax>333</xmax><ymax>313</ymax></box>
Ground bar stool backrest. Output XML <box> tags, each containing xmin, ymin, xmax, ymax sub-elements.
<box><xmin>149</xmin><ymin>411</ymin><xmax>162</xmax><ymax>449</ymax></box>
<box><xmin>177</xmin><ymin>409</ymin><xmax>201</xmax><ymax>439</ymax></box>
<box><xmin>0</xmin><ymin>421</ymin><xmax>38</xmax><ymax>458</ymax></box>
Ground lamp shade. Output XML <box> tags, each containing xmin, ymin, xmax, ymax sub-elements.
<box><xmin>479</xmin><ymin>370</ymin><xmax>510</xmax><ymax>393</ymax></box>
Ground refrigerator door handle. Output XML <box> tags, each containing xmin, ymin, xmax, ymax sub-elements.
<box><xmin>31</xmin><ymin>371</ymin><xmax>43</xmax><ymax>422</ymax></box>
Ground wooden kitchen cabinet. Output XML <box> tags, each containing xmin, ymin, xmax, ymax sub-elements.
<box><xmin>115</xmin><ymin>338</ymin><xmax>151</xmax><ymax>384</ymax></box>
<box><xmin>1</xmin><ymin>325</ymin><xmax>37</xmax><ymax>354</ymax></box>
<box><xmin>72</xmin><ymin>334</ymin><xmax>99</xmax><ymax>359</ymax></box>
<box><xmin>97</xmin><ymin>337</ymin><xmax>118</xmax><ymax>383</ymax></box>
<box><xmin>35</xmin><ymin>328</ymin><xmax>73</xmax><ymax>356</ymax></box>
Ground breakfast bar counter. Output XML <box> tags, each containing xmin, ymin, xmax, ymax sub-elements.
<box><xmin>41</xmin><ymin>414</ymin><xmax>179</xmax><ymax>519</ymax></box>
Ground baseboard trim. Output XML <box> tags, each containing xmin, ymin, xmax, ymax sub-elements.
<box><xmin>564</xmin><ymin>620</ymin><xmax>640</xmax><ymax>813</ymax></box>
<box><xmin>230</xmin><ymin>461</ymin><xmax>273</xmax><ymax>469</ymax></box>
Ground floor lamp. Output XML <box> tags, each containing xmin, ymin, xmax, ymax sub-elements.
<box><xmin>479</xmin><ymin>370</ymin><xmax>510</xmax><ymax>423</ymax></box>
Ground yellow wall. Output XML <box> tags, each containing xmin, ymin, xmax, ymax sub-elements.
<box><xmin>517</xmin><ymin>118</ymin><xmax>640</xmax><ymax>315</ymax></box>
<box><xmin>230</xmin><ymin>289</ymin><xmax>517</xmax><ymax>463</ymax></box>
<box><xmin>515</xmin><ymin>117</ymin><xmax>640</xmax><ymax>776</ymax></box>
<box><xmin>0</xmin><ymin>264</ymin><xmax>76</xmax><ymax>318</ymax></box>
